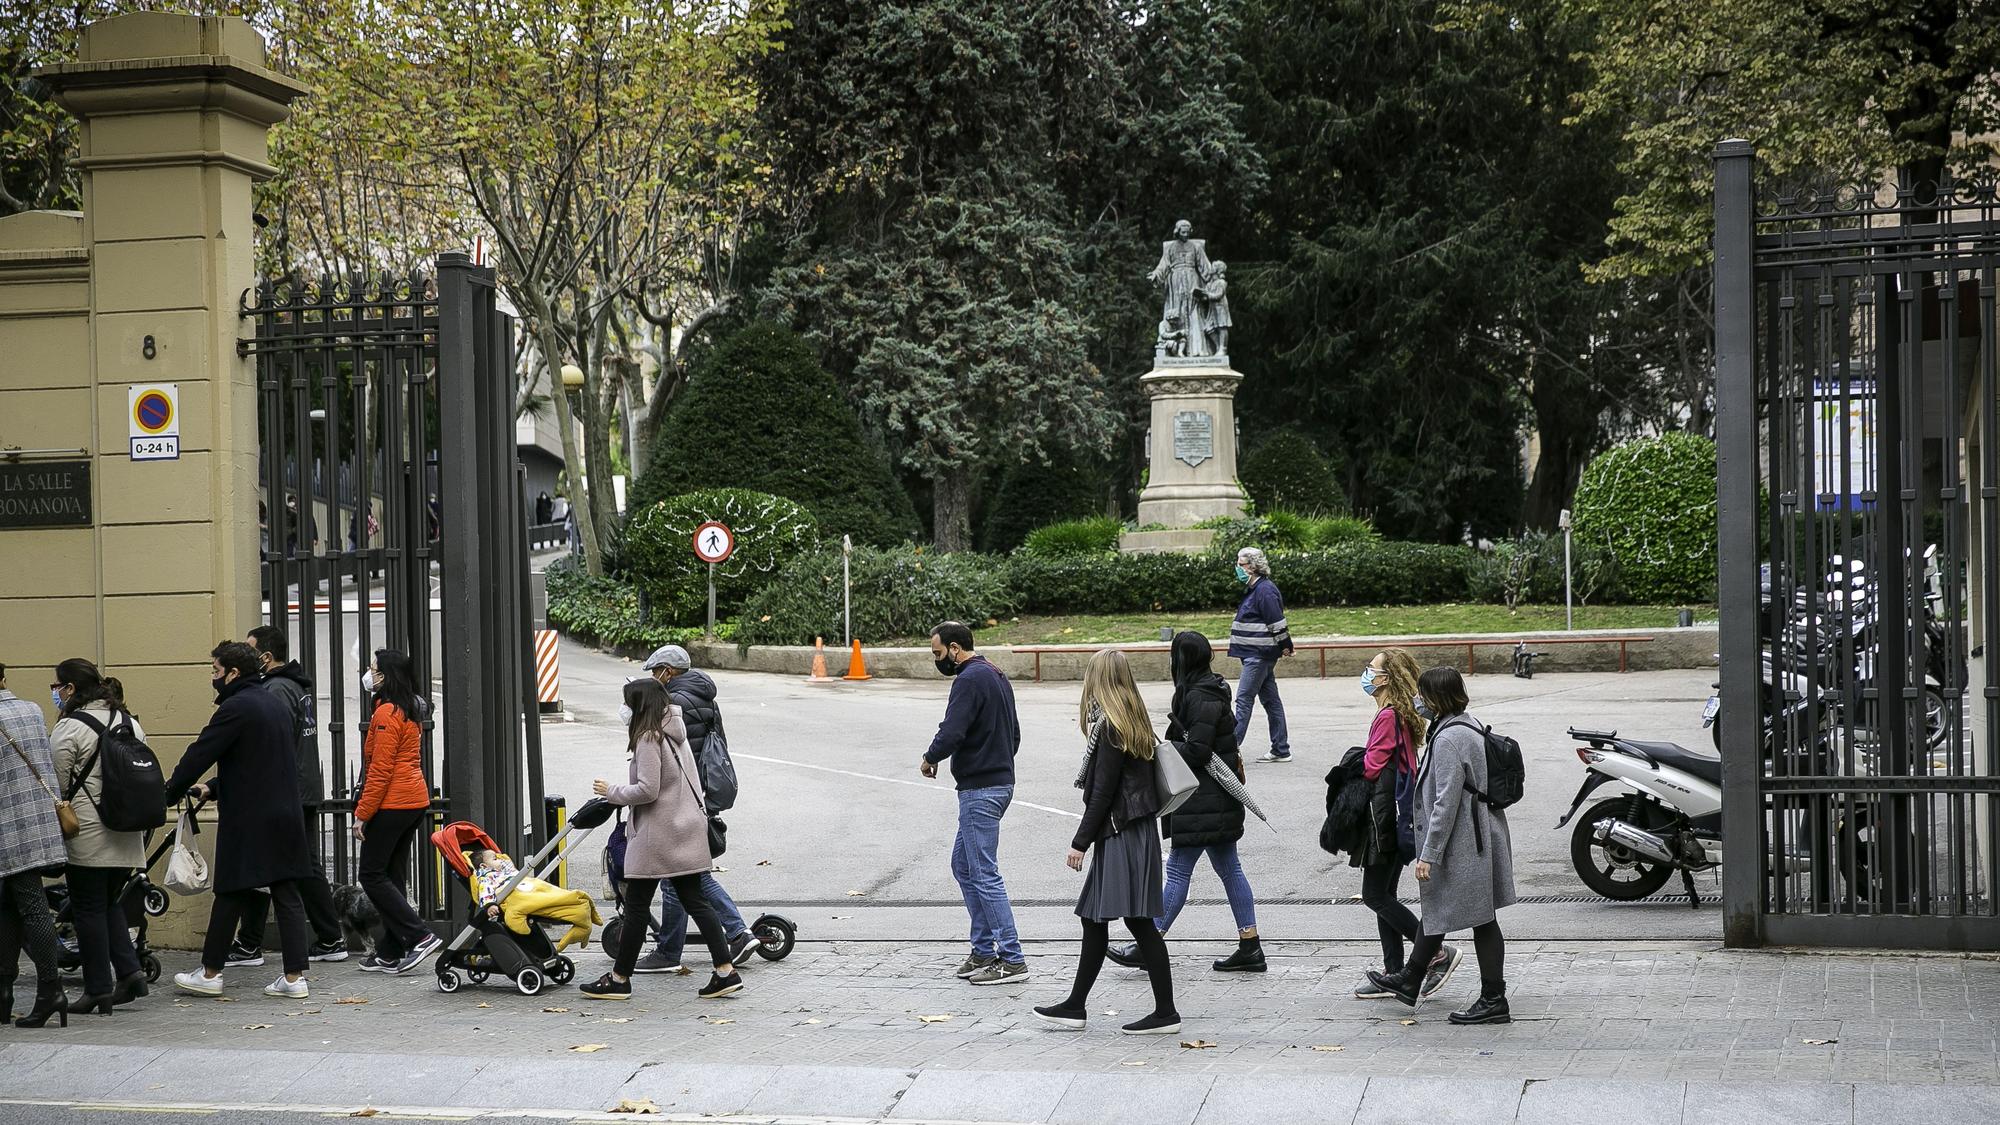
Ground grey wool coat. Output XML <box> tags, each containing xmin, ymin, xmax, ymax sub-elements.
<box><xmin>0</xmin><ymin>691</ymin><xmax>67</xmax><ymax>879</ymax></box>
<box><xmin>609</xmin><ymin>706</ymin><xmax>712</xmax><ymax>880</ymax></box>
<box><xmin>1413</xmin><ymin>713</ymin><xmax>1517</xmax><ymax>935</ymax></box>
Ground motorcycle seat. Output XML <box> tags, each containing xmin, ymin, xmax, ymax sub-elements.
<box><xmin>1621</xmin><ymin>740</ymin><xmax>1723</xmax><ymax>786</ymax></box>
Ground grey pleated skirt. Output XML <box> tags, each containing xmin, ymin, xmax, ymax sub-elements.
<box><xmin>1075</xmin><ymin>816</ymin><xmax>1164</xmax><ymax>922</ymax></box>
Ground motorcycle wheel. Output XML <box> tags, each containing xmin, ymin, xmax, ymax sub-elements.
<box><xmin>1570</xmin><ymin>802</ymin><xmax>1677</xmax><ymax>900</ymax></box>
<box><xmin>1925</xmin><ymin>685</ymin><xmax>1948</xmax><ymax>752</ymax></box>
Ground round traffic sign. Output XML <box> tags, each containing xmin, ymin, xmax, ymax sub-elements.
<box><xmin>133</xmin><ymin>390</ymin><xmax>173</xmax><ymax>434</ymax></box>
<box><xmin>692</xmin><ymin>520</ymin><xmax>735</xmax><ymax>564</ymax></box>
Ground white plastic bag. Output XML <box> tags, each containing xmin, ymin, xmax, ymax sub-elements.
<box><xmin>162</xmin><ymin>808</ymin><xmax>211</xmax><ymax>897</ymax></box>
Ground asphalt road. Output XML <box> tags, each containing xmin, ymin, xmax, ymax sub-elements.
<box><xmin>537</xmin><ymin>639</ymin><xmax>1725</xmax><ymax>943</ymax></box>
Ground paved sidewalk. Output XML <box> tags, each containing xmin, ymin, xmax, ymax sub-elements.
<box><xmin>3</xmin><ymin>940</ymin><xmax>1995</xmax><ymax>1122</ymax></box>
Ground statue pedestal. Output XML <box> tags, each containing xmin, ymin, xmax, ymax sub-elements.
<box><xmin>1120</xmin><ymin>356</ymin><xmax>1248</xmax><ymax>555</ymax></box>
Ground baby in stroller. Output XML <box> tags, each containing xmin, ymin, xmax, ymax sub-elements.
<box><xmin>431</xmin><ymin>802</ymin><xmax>611</xmax><ymax>997</ymax></box>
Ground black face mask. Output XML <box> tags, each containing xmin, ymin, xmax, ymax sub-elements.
<box><xmin>211</xmin><ymin>674</ymin><xmax>229</xmax><ymax>700</ymax></box>
<box><xmin>935</xmin><ymin>654</ymin><xmax>962</xmax><ymax>677</ymax></box>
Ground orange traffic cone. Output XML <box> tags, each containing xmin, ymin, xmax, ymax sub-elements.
<box><xmin>843</xmin><ymin>638</ymin><xmax>872</xmax><ymax>681</ymax></box>
<box><xmin>805</xmin><ymin>636</ymin><xmax>836</xmax><ymax>683</ymax></box>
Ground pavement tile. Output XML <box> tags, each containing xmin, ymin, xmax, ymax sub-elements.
<box><xmin>744</xmin><ymin>1063</ymin><xmax>913</xmax><ymax>1119</ymax></box>
<box><xmin>1049</xmin><ymin>1072</ymin><xmax>1216</xmax><ymax>1125</ymax></box>
<box><xmin>1681</xmin><ymin>1080</ymin><xmax>1852</xmax><ymax>1125</ymax></box>
<box><xmin>891</xmin><ymin>1068</ymin><xmax>1076</xmax><ymax>1121</ymax></box>
<box><xmin>1</xmin><ymin>1044</ymin><xmax>163</xmax><ymax>1100</ymax></box>
<box><xmin>441</xmin><ymin>1056</ymin><xmax>638</xmax><ymax>1111</ymax></box>
<box><xmin>281</xmin><ymin>1051</ymin><xmax>487</xmax><ymax>1107</ymax></box>
<box><xmin>108</xmin><ymin>1047</ymin><xmax>319</xmax><ymax>1104</ymax></box>
<box><xmin>1352</xmin><ymin>1077</ymin><xmax>1524</xmax><ymax>1125</ymax></box>
<box><xmin>1516</xmin><ymin>1078</ymin><xmax>1683</xmax><ymax>1125</ymax></box>
<box><xmin>1193</xmin><ymin>1075</ymin><xmax>1368</xmax><ymax>1125</ymax></box>
<box><xmin>615</xmin><ymin>1063</ymin><xmax>778</xmax><ymax>1116</ymax></box>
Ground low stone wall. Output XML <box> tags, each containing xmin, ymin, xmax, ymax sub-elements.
<box><xmin>683</xmin><ymin>625</ymin><xmax>1716</xmax><ymax>683</ymax></box>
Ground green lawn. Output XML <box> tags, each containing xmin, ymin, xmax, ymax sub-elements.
<box><xmin>891</xmin><ymin>604</ymin><xmax>1706</xmax><ymax>647</ymax></box>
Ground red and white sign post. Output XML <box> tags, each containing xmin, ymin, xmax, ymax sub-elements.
<box><xmin>693</xmin><ymin>521</ymin><xmax>735</xmax><ymax>639</ymax></box>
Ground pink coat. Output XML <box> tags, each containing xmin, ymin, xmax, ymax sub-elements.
<box><xmin>607</xmin><ymin>707</ymin><xmax>711</xmax><ymax>879</ymax></box>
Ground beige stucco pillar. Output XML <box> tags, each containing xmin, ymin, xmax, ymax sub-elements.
<box><xmin>0</xmin><ymin>14</ymin><xmax>304</xmax><ymax>775</ymax></box>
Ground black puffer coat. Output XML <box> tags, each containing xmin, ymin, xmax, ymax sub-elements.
<box><xmin>666</xmin><ymin>668</ymin><xmax>721</xmax><ymax>756</ymax></box>
<box><xmin>1160</xmin><ymin>675</ymin><xmax>1244</xmax><ymax>848</ymax></box>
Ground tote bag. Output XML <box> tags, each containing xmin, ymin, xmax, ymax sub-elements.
<box><xmin>161</xmin><ymin>808</ymin><xmax>211</xmax><ymax>897</ymax></box>
<box><xmin>1154</xmin><ymin>740</ymin><xmax>1201</xmax><ymax>817</ymax></box>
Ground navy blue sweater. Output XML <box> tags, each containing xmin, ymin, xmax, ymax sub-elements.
<box><xmin>923</xmin><ymin>656</ymin><xmax>1020</xmax><ymax>790</ymax></box>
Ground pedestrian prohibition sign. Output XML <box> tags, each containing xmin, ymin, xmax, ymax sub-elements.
<box><xmin>127</xmin><ymin>383</ymin><xmax>180</xmax><ymax>462</ymax></box>
<box><xmin>693</xmin><ymin>520</ymin><xmax>735</xmax><ymax>564</ymax></box>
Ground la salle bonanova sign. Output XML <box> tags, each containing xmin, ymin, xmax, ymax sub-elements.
<box><xmin>0</xmin><ymin>460</ymin><xmax>92</xmax><ymax>529</ymax></box>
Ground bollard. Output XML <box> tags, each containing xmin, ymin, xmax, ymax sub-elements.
<box><xmin>534</xmin><ymin>629</ymin><xmax>563</xmax><ymax>715</ymax></box>
<box><xmin>543</xmin><ymin>794</ymin><xmax>568</xmax><ymax>886</ymax></box>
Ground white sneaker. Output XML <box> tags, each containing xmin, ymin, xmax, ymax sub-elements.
<box><xmin>173</xmin><ymin>969</ymin><xmax>223</xmax><ymax>996</ymax></box>
<box><xmin>264</xmin><ymin>975</ymin><xmax>309</xmax><ymax>1000</ymax></box>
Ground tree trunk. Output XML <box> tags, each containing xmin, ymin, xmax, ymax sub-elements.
<box><xmin>580</xmin><ymin>331</ymin><xmax>620</xmax><ymax>558</ymax></box>
<box><xmin>931</xmin><ymin>466</ymin><xmax>972</xmax><ymax>551</ymax></box>
<box><xmin>1521</xmin><ymin>362</ymin><xmax>1594</xmax><ymax>532</ymax></box>
<box><xmin>537</xmin><ymin>322</ymin><xmax>602</xmax><ymax>576</ymax></box>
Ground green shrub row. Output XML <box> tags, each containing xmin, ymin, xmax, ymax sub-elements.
<box><xmin>1020</xmin><ymin>516</ymin><xmax>1122</xmax><ymax>556</ymax></box>
<box><xmin>1465</xmin><ymin>531</ymin><xmax>1625</xmax><ymax>608</ymax></box>
<box><xmin>1200</xmin><ymin>511</ymin><xmax>1380</xmax><ymax>555</ymax></box>
<box><xmin>622</xmin><ymin>488</ymin><xmax>820</xmax><ymax>625</ymax></box>
<box><xmin>735</xmin><ymin>545</ymin><xmax>1017</xmax><ymax>647</ymax></box>
<box><xmin>544</xmin><ymin>557</ymin><xmax>735</xmax><ymax>649</ymax></box>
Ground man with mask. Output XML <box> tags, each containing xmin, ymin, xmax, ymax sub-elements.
<box><xmin>164</xmin><ymin>642</ymin><xmax>316</xmax><ymax>998</ymax></box>
<box><xmin>630</xmin><ymin>645</ymin><xmax>757</xmax><ymax>973</ymax></box>
<box><xmin>223</xmin><ymin>626</ymin><xmax>349</xmax><ymax>969</ymax></box>
<box><xmin>921</xmin><ymin>622</ymin><xmax>1026</xmax><ymax>985</ymax></box>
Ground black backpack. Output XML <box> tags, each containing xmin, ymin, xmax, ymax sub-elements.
<box><xmin>68</xmin><ymin>711</ymin><xmax>168</xmax><ymax>833</ymax></box>
<box><xmin>1447</xmin><ymin>717</ymin><xmax>1525</xmax><ymax>811</ymax></box>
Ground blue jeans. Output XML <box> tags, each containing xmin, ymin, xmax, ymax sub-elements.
<box><xmin>651</xmin><ymin>873</ymin><xmax>749</xmax><ymax>962</ymax></box>
<box><xmin>1157</xmin><ymin>843</ymin><xmax>1258</xmax><ymax>935</ymax></box>
<box><xmin>950</xmin><ymin>785</ymin><xmax>1022</xmax><ymax>963</ymax></box>
<box><xmin>1234</xmin><ymin>655</ymin><xmax>1290</xmax><ymax>756</ymax></box>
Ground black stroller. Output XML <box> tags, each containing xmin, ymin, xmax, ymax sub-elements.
<box><xmin>597</xmin><ymin>815</ymin><xmax>795</xmax><ymax>963</ymax></box>
<box><xmin>49</xmin><ymin>802</ymin><xmax>198</xmax><ymax>986</ymax></box>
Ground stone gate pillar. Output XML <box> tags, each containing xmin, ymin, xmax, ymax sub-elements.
<box><xmin>0</xmin><ymin>15</ymin><xmax>304</xmax><ymax>776</ymax></box>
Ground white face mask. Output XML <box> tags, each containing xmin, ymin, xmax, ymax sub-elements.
<box><xmin>617</xmin><ymin>704</ymin><xmax>635</xmax><ymax>727</ymax></box>
<box><xmin>360</xmin><ymin>669</ymin><xmax>377</xmax><ymax>693</ymax></box>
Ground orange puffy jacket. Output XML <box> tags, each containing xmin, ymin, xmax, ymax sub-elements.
<box><xmin>355</xmin><ymin>701</ymin><xmax>428</xmax><ymax>820</ymax></box>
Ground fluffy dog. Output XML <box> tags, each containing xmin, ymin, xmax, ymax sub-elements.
<box><xmin>331</xmin><ymin>883</ymin><xmax>383</xmax><ymax>954</ymax></box>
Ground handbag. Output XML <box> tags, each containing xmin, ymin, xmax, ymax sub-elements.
<box><xmin>3</xmin><ymin>726</ymin><xmax>77</xmax><ymax>838</ymax></box>
<box><xmin>674</xmin><ymin>735</ymin><xmax>728</xmax><ymax>860</ymax></box>
<box><xmin>1154</xmin><ymin>738</ymin><xmax>1201</xmax><ymax>818</ymax></box>
<box><xmin>162</xmin><ymin>807</ymin><xmax>211</xmax><ymax>896</ymax></box>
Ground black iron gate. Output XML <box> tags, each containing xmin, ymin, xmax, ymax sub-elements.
<box><xmin>1715</xmin><ymin>142</ymin><xmax>2000</xmax><ymax>949</ymax></box>
<box><xmin>242</xmin><ymin>252</ymin><xmax>545</xmax><ymax>918</ymax></box>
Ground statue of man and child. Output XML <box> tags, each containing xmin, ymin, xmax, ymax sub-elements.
<box><xmin>1149</xmin><ymin>219</ymin><xmax>1232</xmax><ymax>359</ymax></box>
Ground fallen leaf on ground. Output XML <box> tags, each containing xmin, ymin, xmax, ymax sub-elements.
<box><xmin>242</xmin><ymin>1023</ymin><xmax>273</xmax><ymax>1030</ymax></box>
<box><xmin>569</xmin><ymin>1043</ymin><xmax>609</xmax><ymax>1053</ymax></box>
<box><xmin>802</xmin><ymin>1018</ymin><xmax>822</xmax><ymax>1025</ymax></box>
<box><xmin>1121</xmin><ymin>1061</ymin><xmax>1147</xmax><ymax>1067</ymax></box>
<box><xmin>213</xmin><ymin>996</ymin><xmax>234</xmax><ymax>1003</ymax></box>
<box><xmin>350</xmin><ymin>1110</ymin><xmax>379</xmax><ymax>1119</ymax></box>
<box><xmin>334</xmin><ymin>997</ymin><xmax>369</xmax><ymax>1005</ymax></box>
<box><xmin>1312</xmin><ymin>1045</ymin><xmax>1346</xmax><ymax>1052</ymax></box>
<box><xmin>703</xmin><ymin>1017</ymin><xmax>734</xmax><ymax>1025</ymax></box>
<box><xmin>608</xmin><ymin>1097</ymin><xmax>660</xmax><ymax>1115</ymax></box>
<box><xmin>1802</xmin><ymin>1038</ymin><xmax>1838</xmax><ymax>1046</ymax></box>
<box><xmin>756</xmin><ymin>860</ymin><xmax>772</xmax><ymax>866</ymax></box>
<box><xmin>1398</xmin><ymin>1019</ymin><xmax>1416</xmax><ymax>1026</ymax></box>
<box><xmin>543</xmin><ymin>1006</ymin><xmax>570</xmax><ymax>1013</ymax></box>
<box><xmin>712</xmin><ymin>866</ymin><xmax>727</xmax><ymax>873</ymax></box>
<box><xmin>846</xmin><ymin>890</ymin><xmax>867</xmax><ymax>897</ymax></box>
<box><xmin>1102</xmin><ymin>1010</ymin><xmax>1118</xmax><ymax>1016</ymax></box>
<box><xmin>476</xmin><ymin>1003</ymin><xmax>492</xmax><ymax>1009</ymax></box>
<box><xmin>674</xmin><ymin>965</ymin><xmax>693</xmax><ymax>976</ymax></box>
<box><xmin>917</xmin><ymin>1014</ymin><xmax>952</xmax><ymax>1023</ymax></box>
<box><xmin>1180</xmin><ymin>1039</ymin><xmax>1218</xmax><ymax>1050</ymax></box>
<box><xmin>830</xmin><ymin>915</ymin><xmax>850</xmax><ymax>920</ymax></box>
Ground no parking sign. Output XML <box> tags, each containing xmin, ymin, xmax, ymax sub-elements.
<box><xmin>128</xmin><ymin>384</ymin><xmax>179</xmax><ymax>461</ymax></box>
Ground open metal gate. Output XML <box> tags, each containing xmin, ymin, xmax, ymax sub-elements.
<box><xmin>1714</xmin><ymin>142</ymin><xmax>2000</xmax><ymax>949</ymax></box>
<box><xmin>242</xmin><ymin>252</ymin><xmax>545</xmax><ymax>918</ymax></box>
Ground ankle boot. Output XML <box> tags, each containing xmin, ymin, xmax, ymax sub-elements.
<box><xmin>1212</xmin><ymin>937</ymin><xmax>1266</xmax><ymax>973</ymax></box>
<box><xmin>0</xmin><ymin>980</ymin><xmax>13</xmax><ymax>1025</ymax></box>
<box><xmin>110</xmin><ymin>971</ymin><xmax>149</xmax><ymax>1006</ymax></box>
<box><xmin>1364</xmin><ymin>962</ymin><xmax>1422</xmax><ymax>1008</ymax></box>
<box><xmin>15</xmin><ymin>981</ymin><xmax>69</xmax><ymax>1029</ymax></box>
<box><xmin>1448</xmin><ymin>978</ymin><xmax>1510</xmax><ymax>1025</ymax></box>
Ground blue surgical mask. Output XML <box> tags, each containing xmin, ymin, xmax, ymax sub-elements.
<box><xmin>1415</xmin><ymin>698</ymin><xmax>1433</xmax><ymax>720</ymax></box>
<box><xmin>51</xmin><ymin>688</ymin><xmax>65</xmax><ymax>710</ymax></box>
<box><xmin>1234</xmin><ymin>565</ymin><xmax>1250</xmax><ymax>583</ymax></box>
<box><xmin>1360</xmin><ymin>668</ymin><xmax>1378</xmax><ymax>696</ymax></box>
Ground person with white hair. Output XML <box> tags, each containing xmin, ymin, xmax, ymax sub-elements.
<box><xmin>1228</xmin><ymin>547</ymin><xmax>1294</xmax><ymax>762</ymax></box>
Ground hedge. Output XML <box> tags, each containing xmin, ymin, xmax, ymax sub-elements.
<box><xmin>1007</xmin><ymin>540</ymin><xmax>1478</xmax><ymax>615</ymax></box>
<box><xmin>1020</xmin><ymin>516</ymin><xmax>1122</xmax><ymax>556</ymax></box>
<box><xmin>622</xmin><ymin>489</ymin><xmax>820</xmax><ymax>624</ymax></box>
<box><xmin>735</xmin><ymin>545</ymin><xmax>1018</xmax><ymax>647</ymax></box>
<box><xmin>545</xmin><ymin>557</ymin><xmax>734</xmax><ymax>649</ymax></box>
<box><xmin>1572</xmin><ymin>433</ymin><xmax>1717</xmax><ymax>602</ymax></box>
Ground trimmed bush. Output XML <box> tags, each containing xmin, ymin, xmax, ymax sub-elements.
<box><xmin>1239</xmin><ymin>427</ymin><xmax>1345</xmax><ymax>516</ymax></box>
<box><xmin>736</xmin><ymin>545</ymin><xmax>1019</xmax><ymax>646</ymax></box>
<box><xmin>622</xmin><ymin>489</ymin><xmax>820</xmax><ymax>624</ymax></box>
<box><xmin>1201</xmin><ymin>511</ymin><xmax>1379</xmax><ymax>557</ymax></box>
<box><xmin>1572</xmin><ymin>434</ymin><xmax>1717</xmax><ymax>602</ymax></box>
<box><xmin>1466</xmin><ymin>532</ymin><xmax>1625</xmax><ymax>607</ymax></box>
<box><xmin>1305</xmin><ymin>515</ymin><xmax>1379</xmax><ymax>548</ymax></box>
<box><xmin>1006</xmin><ymin>541</ymin><xmax>1477</xmax><ymax>615</ymax></box>
<box><xmin>980</xmin><ymin>453</ymin><xmax>1107</xmax><ymax>552</ymax></box>
<box><xmin>629</xmin><ymin>321</ymin><xmax>918</xmax><ymax>545</ymax></box>
<box><xmin>1020</xmin><ymin>516</ymin><xmax>1122</xmax><ymax>556</ymax></box>
<box><xmin>544</xmin><ymin>558</ymin><xmax>733</xmax><ymax>649</ymax></box>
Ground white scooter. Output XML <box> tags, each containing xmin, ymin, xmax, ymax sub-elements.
<box><xmin>1556</xmin><ymin>727</ymin><xmax>1723</xmax><ymax>906</ymax></box>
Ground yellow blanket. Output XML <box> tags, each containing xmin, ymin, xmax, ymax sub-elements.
<box><xmin>496</xmin><ymin>877</ymin><xmax>603</xmax><ymax>952</ymax></box>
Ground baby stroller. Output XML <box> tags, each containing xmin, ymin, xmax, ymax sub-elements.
<box><xmin>50</xmin><ymin>799</ymin><xmax>201</xmax><ymax>986</ymax></box>
<box><xmin>598</xmin><ymin>816</ymin><xmax>796</xmax><ymax>963</ymax></box>
<box><xmin>430</xmin><ymin>797</ymin><xmax>616</xmax><ymax>997</ymax></box>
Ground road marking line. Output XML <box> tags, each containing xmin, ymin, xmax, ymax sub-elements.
<box><xmin>732</xmin><ymin>752</ymin><xmax>1081</xmax><ymax>819</ymax></box>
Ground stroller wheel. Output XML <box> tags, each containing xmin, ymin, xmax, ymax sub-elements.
<box><xmin>551</xmin><ymin>956</ymin><xmax>576</xmax><ymax>984</ymax></box>
<box><xmin>752</xmin><ymin>915</ymin><xmax>796</xmax><ymax>961</ymax></box>
<box><xmin>437</xmin><ymin>970</ymin><xmax>462</xmax><ymax>993</ymax></box>
<box><xmin>141</xmin><ymin>953</ymin><xmax>161</xmax><ymax>984</ymax></box>
<box><xmin>468</xmin><ymin>969</ymin><xmax>489</xmax><ymax>985</ymax></box>
<box><xmin>514</xmin><ymin>967</ymin><xmax>545</xmax><ymax>996</ymax></box>
<box><xmin>142</xmin><ymin>886</ymin><xmax>169</xmax><ymax>918</ymax></box>
<box><xmin>600</xmin><ymin>916</ymin><xmax>624</xmax><ymax>954</ymax></box>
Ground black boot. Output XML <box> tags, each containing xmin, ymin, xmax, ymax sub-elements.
<box><xmin>110</xmin><ymin>971</ymin><xmax>149</xmax><ymax>1007</ymax></box>
<box><xmin>0</xmin><ymin>980</ymin><xmax>13</xmax><ymax>1025</ymax></box>
<box><xmin>1212</xmin><ymin>937</ymin><xmax>1266</xmax><ymax>973</ymax></box>
<box><xmin>1449</xmin><ymin>979</ymin><xmax>1510</xmax><ymax>1025</ymax></box>
<box><xmin>1364</xmin><ymin>963</ymin><xmax>1422</xmax><ymax>1008</ymax></box>
<box><xmin>15</xmin><ymin>981</ymin><xmax>69</xmax><ymax>1029</ymax></box>
<box><xmin>69</xmin><ymin>991</ymin><xmax>114</xmax><ymax>1016</ymax></box>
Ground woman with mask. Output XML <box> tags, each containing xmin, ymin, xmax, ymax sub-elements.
<box><xmin>582</xmin><ymin>677</ymin><xmax>741</xmax><ymax>1001</ymax></box>
<box><xmin>1365</xmin><ymin>667</ymin><xmax>1516</xmax><ymax>1024</ymax></box>
<box><xmin>1034</xmin><ymin>649</ymin><xmax>1179</xmax><ymax>1035</ymax></box>
<box><xmin>1348</xmin><ymin>649</ymin><xmax>1460</xmax><ymax>1000</ymax></box>
<box><xmin>50</xmin><ymin>659</ymin><xmax>149</xmax><ymax>1013</ymax></box>
<box><xmin>1108</xmin><ymin>631</ymin><xmax>1262</xmax><ymax>972</ymax></box>
<box><xmin>352</xmin><ymin>649</ymin><xmax>439</xmax><ymax>974</ymax></box>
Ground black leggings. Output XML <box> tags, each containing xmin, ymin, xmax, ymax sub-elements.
<box><xmin>0</xmin><ymin>871</ymin><xmax>60</xmax><ymax>988</ymax></box>
<box><xmin>1065</xmin><ymin>917</ymin><xmax>1176</xmax><ymax>1018</ymax></box>
<box><xmin>1360</xmin><ymin>863</ymin><xmax>1421</xmax><ymax>973</ymax></box>
<box><xmin>359</xmin><ymin>807</ymin><xmax>432</xmax><ymax>960</ymax></box>
<box><xmin>66</xmin><ymin>865</ymin><xmax>141</xmax><ymax>996</ymax></box>
<box><xmin>1407</xmin><ymin>918</ymin><xmax>1505</xmax><ymax>990</ymax></box>
<box><xmin>615</xmin><ymin>874</ymin><xmax>728</xmax><ymax>977</ymax></box>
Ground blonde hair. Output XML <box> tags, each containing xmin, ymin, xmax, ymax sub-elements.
<box><xmin>1374</xmin><ymin>648</ymin><xmax>1428</xmax><ymax>749</ymax></box>
<box><xmin>1079</xmin><ymin>649</ymin><xmax>1156</xmax><ymax>760</ymax></box>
